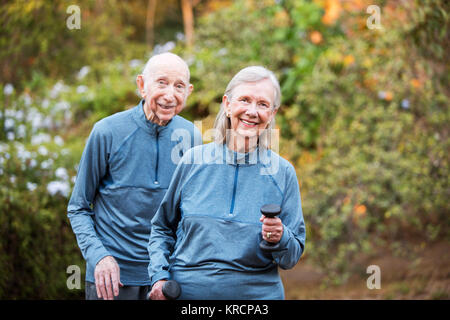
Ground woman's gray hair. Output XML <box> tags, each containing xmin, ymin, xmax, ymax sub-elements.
<box><xmin>213</xmin><ymin>66</ymin><xmax>281</xmax><ymax>149</ymax></box>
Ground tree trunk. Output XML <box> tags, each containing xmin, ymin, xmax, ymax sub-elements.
<box><xmin>181</xmin><ymin>0</ymin><xmax>194</xmax><ymax>48</ymax></box>
<box><xmin>146</xmin><ymin>0</ymin><xmax>158</xmax><ymax>50</ymax></box>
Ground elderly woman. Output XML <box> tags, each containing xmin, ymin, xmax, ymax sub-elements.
<box><xmin>147</xmin><ymin>66</ymin><xmax>306</xmax><ymax>300</ymax></box>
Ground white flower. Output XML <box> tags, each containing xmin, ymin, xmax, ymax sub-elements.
<box><xmin>28</xmin><ymin>109</ymin><xmax>44</xmax><ymax>130</ymax></box>
<box><xmin>10</xmin><ymin>175</ymin><xmax>16</xmax><ymax>183</ymax></box>
<box><xmin>76</xmin><ymin>85</ymin><xmax>88</xmax><ymax>94</ymax></box>
<box><xmin>31</xmin><ymin>133</ymin><xmax>51</xmax><ymax>145</ymax></box>
<box><xmin>50</xmin><ymin>81</ymin><xmax>67</xmax><ymax>98</ymax></box>
<box><xmin>3</xmin><ymin>83</ymin><xmax>14</xmax><ymax>96</ymax></box>
<box><xmin>4</xmin><ymin>118</ymin><xmax>15</xmax><ymax>130</ymax></box>
<box><xmin>163</xmin><ymin>41</ymin><xmax>176</xmax><ymax>52</ymax></box>
<box><xmin>54</xmin><ymin>135</ymin><xmax>64</xmax><ymax>146</ymax></box>
<box><xmin>153</xmin><ymin>41</ymin><xmax>176</xmax><ymax>55</ymax></box>
<box><xmin>54</xmin><ymin>101</ymin><xmax>70</xmax><ymax>112</ymax></box>
<box><xmin>47</xmin><ymin>180</ymin><xmax>70</xmax><ymax>197</ymax></box>
<box><xmin>38</xmin><ymin>146</ymin><xmax>48</xmax><ymax>156</ymax></box>
<box><xmin>129</xmin><ymin>59</ymin><xmax>142</xmax><ymax>68</ymax></box>
<box><xmin>42</xmin><ymin>99</ymin><xmax>50</xmax><ymax>109</ymax></box>
<box><xmin>23</xmin><ymin>93</ymin><xmax>32</xmax><ymax>106</ymax></box>
<box><xmin>27</xmin><ymin>182</ymin><xmax>37</xmax><ymax>191</ymax></box>
<box><xmin>64</xmin><ymin>110</ymin><xmax>72</xmax><ymax>123</ymax></box>
<box><xmin>0</xmin><ymin>143</ymin><xmax>8</xmax><ymax>153</ymax></box>
<box><xmin>401</xmin><ymin>99</ymin><xmax>410</xmax><ymax>109</ymax></box>
<box><xmin>17</xmin><ymin>124</ymin><xmax>26</xmax><ymax>138</ymax></box>
<box><xmin>175</xmin><ymin>32</ymin><xmax>185</xmax><ymax>41</ymax></box>
<box><xmin>15</xmin><ymin>110</ymin><xmax>24</xmax><ymax>121</ymax></box>
<box><xmin>77</xmin><ymin>66</ymin><xmax>90</xmax><ymax>80</ymax></box>
<box><xmin>7</xmin><ymin>132</ymin><xmax>15</xmax><ymax>141</ymax></box>
<box><xmin>29</xmin><ymin>159</ymin><xmax>37</xmax><ymax>168</ymax></box>
<box><xmin>217</xmin><ymin>48</ymin><xmax>228</xmax><ymax>56</ymax></box>
<box><xmin>378</xmin><ymin>91</ymin><xmax>386</xmax><ymax>99</ymax></box>
<box><xmin>16</xmin><ymin>144</ymin><xmax>31</xmax><ymax>161</ymax></box>
<box><xmin>43</xmin><ymin>116</ymin><xmax>52</xmax><ymax>129</ymax></box>
<box><xmin>55</xmin><ymin>167</ymin><xmax>69</xmax><ymax>181</ymax></box>
<box><xmin>41</xmin><ymin>158</ymin><xmax>54</xmax><ymax>169</ymax></box>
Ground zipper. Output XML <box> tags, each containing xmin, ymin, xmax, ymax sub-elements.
<box><xmin>229</xmin><ymin>164</ymin><xmax>239</xmax><ymax>215</ymax></box>
<box><xmin>154</xmin><ymin>131</ymin><xmax>159</xmax><ymax>185</ymax></box>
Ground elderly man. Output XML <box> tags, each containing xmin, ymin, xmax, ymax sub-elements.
<box><xmin>68</xmin><ymin>52</ymin><xmax>202</xmax><ymax>300</ymax></box>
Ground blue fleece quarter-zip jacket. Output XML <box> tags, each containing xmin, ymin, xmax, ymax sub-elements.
<box><xmin>67</xmin><ymin>100</ymin><xmax>202</xmax><ymax>286</ymax></box>
<box><xmin>148</xmin><ymin>142</ymin><xmax>306</xmax><ymax>299</ymax></box>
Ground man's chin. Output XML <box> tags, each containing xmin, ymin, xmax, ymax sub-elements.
<box><xmin>155</xmin><ymin>112</ymin><xmax>176</xmax><ymax>124</ymax></box>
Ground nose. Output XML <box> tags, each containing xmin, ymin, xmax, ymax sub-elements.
<box><xmin>162</xmin><ymin>86</ymin><xmax>176</xmax><ymax>104</ymax></box>
<box><xmin>244</xmin><ymin>102</ymin><xmax>258</xmax><ymax>117</ymax></box>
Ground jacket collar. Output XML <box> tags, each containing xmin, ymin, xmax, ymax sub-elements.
<box><xmin>132</xmin><ymin>99</ymin><xmax>173</xmax><ymax>135</ymax></box>
<box><xmin>222</xmin><ymin>143</ymin><xmax>269</xmax><ymax>166</ymax></box>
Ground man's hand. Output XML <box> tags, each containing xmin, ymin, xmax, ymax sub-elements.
<box><xmin>148</xmin><ymin>280</ymin><xmax>168</xmax><ymax>300</ymax></box>
<box><xmin>260</xmin><ymin>215</ymin><xmax>283</xmax><ymax>243</ymax></box>
<box><xmin>94</xmin><ymin>255</ymin><xmax>124</xmax><ymax>300</ymax></box>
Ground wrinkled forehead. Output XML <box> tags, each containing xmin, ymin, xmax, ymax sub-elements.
<box><xmin>231</xmin><ymin>79</ymin><xmax>276</xmax><ymax>103</ymax></box>
<box><xmin>145</xmin><ymin>56</ymin><xmax>190</xmax><ymax>83</ymax></box>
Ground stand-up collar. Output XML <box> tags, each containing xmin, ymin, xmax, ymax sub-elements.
<box><xmin>132</xmin><ymin>99</ymin><xmax>172</xmax><ymax>135</ymax></box>
<box><xmin>223</xmin><ymin>143</ymin><xmax>269</xmax><ymax>166</ymax></box>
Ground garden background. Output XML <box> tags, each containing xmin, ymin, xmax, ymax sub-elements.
<box><xmin>0</xmin><ymin>0</ymin><xmax>448</xmax><ymax>299</ymax></box>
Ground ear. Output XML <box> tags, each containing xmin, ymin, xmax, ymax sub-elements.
<box><xmin>187</xmin><ymin>83</ymin><xmax>194</xmax><ymax>96</ymax></box>
<box><xmin>222</xmin><ymin>95</ymin><xmax>231</xmax><ymax>116</ymax></box>
<box><xmin>136</xmin><ymin>75</ymin><xmax>146</xmax><ymax>98</ymax></box>
<box><xmin>271</xmin><ymin>107</ymin><xmax>278</xmax><ymax>117</ymax></box>
<box><xmin>266</xmin><ymin>107</ymin><xmax>278</xmax><ymax>127</ymax></box>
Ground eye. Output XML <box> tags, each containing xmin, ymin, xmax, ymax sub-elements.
<box><xmin>259</xmin><ymin>102</ymin><xmax>270</xmax><ymax>109</ymax></box>
<box><xmin>239</xmin><ymin>97</ymin><xmax>250</xmax><ymax>103</ymax></box>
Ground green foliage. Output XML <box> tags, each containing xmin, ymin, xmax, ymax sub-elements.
<box><xmin>0</xmin><ymin>0</ymin><xmax>135</xmax><ymax>87</ymax></box>
<box><xmin>296</xmin><ymin>3</ymin><xmax>449</xmax><ymax>283</ymax></box>
<box><xmin>0</xmin><ymin>57</ymin><xmax>148</xmax><ymax>298</ymax></box>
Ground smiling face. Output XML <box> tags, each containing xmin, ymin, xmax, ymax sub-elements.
<box><xmin>223</xmin><ymin>79</ymin><xmax>277</xmax><ymax>146</ymax></box>
<box><xmin>137</xmin><ymin>54</ymin><xmax>193</xmax><ymax>125</ymax></box>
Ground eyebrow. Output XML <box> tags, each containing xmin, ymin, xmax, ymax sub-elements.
<box><xmin>155</xmin><ymin>76</ymin><xmax>187</xmax><ymax>85</ymax></box>
<box><xmin>238</xmin><ymin>95</ymin><xmax>271</xmax><ymax>104</ymax></box>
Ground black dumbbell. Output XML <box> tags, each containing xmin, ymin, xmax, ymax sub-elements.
<box><xmin>147</xmin><ymin>280</ymin><xmax>181</xmax><ymax>300</ymax></box>
<box><xmin>259</xmin><ymin>204</ymin><xmax>282</xmax><ymax>252</ymax></box>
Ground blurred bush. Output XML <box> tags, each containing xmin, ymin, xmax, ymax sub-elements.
<box><xmin>295</xmin><ymin>0</ymin><xmax>449</xmax><ymax>283</ymax></box>
<box><xmin>0</xmin><ymin>59</ymin><xmax>145</xmax><ymax>298</ymax></box>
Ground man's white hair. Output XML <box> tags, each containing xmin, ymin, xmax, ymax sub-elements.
<box><xmin>141</xmin><ymin>52</ymin><xmax>191</xmax><ymax>83</ymax></box>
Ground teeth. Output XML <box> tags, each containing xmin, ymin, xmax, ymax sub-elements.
<box><xmin>241</xmin><ymin>119</ymin><xmax>257</xmax><ymax>125</ymax></box>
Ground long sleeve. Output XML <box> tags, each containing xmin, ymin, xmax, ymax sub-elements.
<box><xmin>271</xmin><ymin>163</ymin><xmax>306</xmax><ymax>270</ymax></box>
<box><xmin>147</xmin><ymin>153</ymin><xmax>191</xmax><ymax>286</ymax></box>
<box><xmin>67</xmin><ymin>122</ymin><xmax>112</xmax><ymax>269</ymax></box>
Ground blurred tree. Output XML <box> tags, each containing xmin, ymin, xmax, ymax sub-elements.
<box><xmin>181</xmin><ymin>0</ymin><xmax>195</xmax><ymax>48</ymax></box>
<box><xmin>146</xmin><ymin>0</ymin><xmax>158</xmax><ymax>49</ymax></box>
<box><xmin>0</xmin><ymin>0</ymin><xmax>132</xmax><ymax>87</ymax></box>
